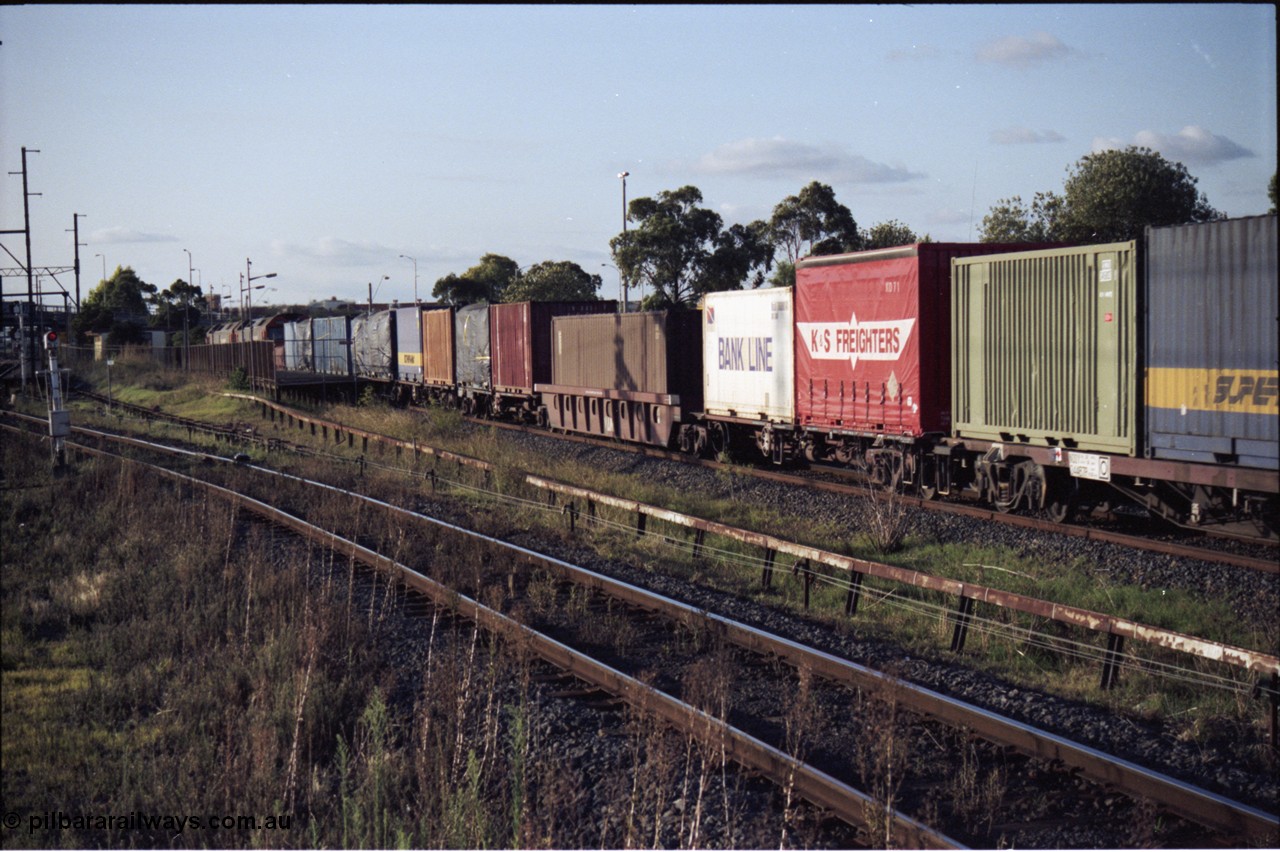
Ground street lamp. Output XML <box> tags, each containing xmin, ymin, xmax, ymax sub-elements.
<box><xmin>183</xmin><ymin>249</ymin><xmax>193</xmax><ymax>371</ymax></box>
<box><xmin>399</xmin><ymin>254</ymin><xmax>418</xmax><ymax>304</ymax></box>
<box><xmin>602</xmin><ymin>263</ymin><xmax>624</xmax><ymax>309</ymax></box>
<box><xmin>368</xmin><ymin>275</ymin><xmax>389</xmax><ymax>314</ymax></box>
<box><xmin>618</xmin><ymin>171</ymin><xmax>629</xmax><ymax>311</ymax></box>
<box><xmin>244</xmin><ymin>258</ymin><xmax>277</xmax><ymax>323</ymax></box>
<box><xmin>94</xmin><ymin>253</ymin><xmax>106</xmax><ymax>283</ymax></box>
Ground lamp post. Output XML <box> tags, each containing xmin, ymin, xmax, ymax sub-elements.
<box><xmin>602</xmin><ymin>263</ymin><xmax>623</xmax><ymax>309</ymax></box>
<box><xmin>399</xmin><ymin>255</ymin><xmax>418</xmax><ymax>304</ymax></box>
<box><xmin>94</xmin><ymin>253</ymin><xmax>106</xmax><ymax>283</ymax></box>
<box><xmin>183</xmin><ymin>249</ymin><xmax>193</xmax><ymax>371</ymax></box>
<box><xmin>368</xmin><ymin>275</ymin><xmax>389</xmax><ymax>315</ymax></box>
<box><xmin>244</xmin><ymin>258</ymin><xmax>277</xmax><ymax>323</ymax></box>
<box><xmin>617</xmin><ymin>171</ymin><xmax>629</xmax><ymax>312</ymax></box>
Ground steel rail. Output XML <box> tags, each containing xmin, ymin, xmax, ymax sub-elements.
<box><xmin>8</xmin><ymin>424</ymin><xmax>961</xmax><ymax>850</ymax></box>
<box><xmin>234</xmin><ymin>392</ymin><xmax>1279</xmax><ymax>571</ymax></box>
<box><xmin>8</xmin><ymin>418</ymin><xmax>1274</xmax><ymax>845</ymax></box>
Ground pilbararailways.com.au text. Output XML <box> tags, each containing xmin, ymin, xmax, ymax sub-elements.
<box><xmin>12</xmin><ymin>811</ymin><xmax>292</xmax><ymax>835</ymax></box>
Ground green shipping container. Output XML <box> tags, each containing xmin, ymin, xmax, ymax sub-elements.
<box><xmin>951</xmin><ymin>242</ymin><xmax>1137</xmax><ymax>455</ymax></box>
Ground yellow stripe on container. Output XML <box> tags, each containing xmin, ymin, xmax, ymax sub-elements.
<box><xmin>1145</xmin><ymin>368</ymin><xmax>1279</xmax><ymax>415</ymax></box>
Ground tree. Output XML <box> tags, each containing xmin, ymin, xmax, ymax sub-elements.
<box><xmin>980</xmin><ymin>147</ymin><xmax>1220</xmax><ymax>244</ymax></box>
<box><xmin>699</xmin><ymin>221</ymin><xmax>774</xmax><ymax>293</ymax></box>
<box><xmin>611</xmin><ymin>185</ymin><xmax>728</xmax><ymax>308</ymax></box>
<box><xmin>978</xmin><ymin>192</ymin><xmax>1065</xmax><ymax>242</ymax></box>
<box><xmin>1055</xmin><ymin>146</ymin><xmax>1220</xmax><ymax>242</ymax></box>
<box><xmin>152</xmin><ymin>278</ymin><xmax>206</xmax><ymax>332</ymax></box>
<box><xmin>501</xmin><ymin>261</ymin><xmax>602</xmax><ymax>303</ymax></box>
<box><xmin>431</xmin><ymin>253</ymin><xmax>521</xmax><ymax>305</ymax></box>
<box><xmin>768</xmin><ymin>181</ymin><xmax>861</xmax><ymax>264</ymax></box>
<box><xmin>73</xmin><ymin>265</ymin><xmax>156</xmax><ymax>340</ymax></box>
<box><xmin>861</xmin><ymin>219</ymin><xmax>926</xmax><ymax>250</ymax></box>
<box><xmin>1269</xmin><ymin>172</ymin><xmax>1277</xmax><ymax>215</ymax></box>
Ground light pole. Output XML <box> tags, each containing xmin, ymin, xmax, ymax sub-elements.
<box><xmin>183</xmin><ymin>248</ymin><xmax>193</xmax><ymax>370</ymax></box>
<box><xmin>94</xmin><ymin>253</ymin><xmax>106</xmax><ymax>283</ymax></box>
<box><xmin>399</xmin><ymin>255</ymin><xmax>418</xmax><ymax>304</ymax></box>
<box><xmin>602</xmin><ymin>263</ymin><xmax>623</xmax><ymax>309</ymax></box>
<box><xmin>244</xmin><ymin>258</ymin><xmax>277</xmax><ymax>324</ymax></box>
<box><xmin>617</xmin><ymin>171</ymin><xmax>629</xmax><ymax>312</ymax></box>
<box><xmin>368</xmin><ymin>275</ymin><xmax>389</xmax><ymax>314</ymax></box>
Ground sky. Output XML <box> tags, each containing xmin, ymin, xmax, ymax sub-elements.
<box><xmin>1</xmin><ymin>4</ymin><xmax>1275</xmax><ymax>312</ymax></box>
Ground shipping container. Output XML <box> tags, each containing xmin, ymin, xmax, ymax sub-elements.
<box><xmin>549</xmin><ymin>310</ymin><xmax>702</xmax><ymax>399</ymax></box>
<box><xmin>540</xmin><ymin>310</ymin><xmax>702</xmax><ymax>447</ymax></box>
<box><xmin>394</xmin><ymin>305</ymin><xmax>425</xmax><ymax>384</ymax></box>
<box><xmin>796</xmin><ymin>243</ymin><xmax>1048</xmax><ymax>439</ymax></box>
<box><xmin>421</xmin><ymin>307</ymin><xmax>455</xmax><ymax>388</ymax></box>
<box><xmin>351</xmin><ymin>310</ymin><xmax>397</xmax><ymax>381</ymax></box>
<box><xmin>701</xmin><ymin>287</ymin><xmax>794</xmax><ymax>422</ymax></box>
<box><xmin>312</xmin><ymin>315</ymin><xmax>352</xmax><ymax>377</ymax></box>
<box><xmin>951</xmin><ymin>242</ymin><xmax>1139</xmax><ymax>455</ymax></box>
<box><xmin>454</xmin><ymin>303</ymin><xmax>491</xmax><ymax>394</ymax></box>
<box><xmin>282</xmin><ymin>319</ymin><xmax>313</xmax><ymax>371</ymax></box>
<box><xmin>1144</xmin><ymin>215</ymin><xmax>1278</xmax><ymax>470</ymax></box>
<box><xmin>490</xmin><ymin>301</ymin><xmax>617</xmax><ymax>395</ymax></box>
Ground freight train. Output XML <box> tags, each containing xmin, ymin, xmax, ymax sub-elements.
<box><xmin>204</xmin><ymin>215</ymin><xmax>1278</xmax><ymax>539</ymax></box>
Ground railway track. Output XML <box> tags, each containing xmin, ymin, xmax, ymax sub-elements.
<box><xmin>66</xmin><ymin>386</ymin><xmax>1279</xmax><ymax>571</ymax></box>
<box><xmin>5</xmin><ymin>417</ymin><xmax>1277</xmax><ymax>847</ymax></box>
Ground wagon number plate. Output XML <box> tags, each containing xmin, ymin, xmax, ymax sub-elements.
<box><xmin>1068</xmin><ymin>452</ymin><xmax>1111</xmax><ymax>482</ymax></box>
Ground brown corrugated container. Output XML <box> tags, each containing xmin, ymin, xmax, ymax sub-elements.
<box><xmin>549</xmin><ymin>310</ymin><xmax>702</xmax><ymax>404</ymax></box>
<box><xmin>421</xmin><ymin>307</ymin><xmax>455</xmax><ymax>387</ymax></box>
<box><xmin>490</xmin><ymin>301</ymin><xmax>617</xmax><ymax>395</ymax></box>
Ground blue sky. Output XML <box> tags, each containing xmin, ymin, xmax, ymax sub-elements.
<box><xmin>2</xmin><ymin>4</ymin><xmax>1275</xmax><ymax>310</ymax></box>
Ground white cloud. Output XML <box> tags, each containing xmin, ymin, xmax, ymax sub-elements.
<box><xmin>1092</xmin><ymin>126</ymin><xmax>1254</xmax><ymax>166</ymax></box>
<box><xmin>90</xmin><ymin>227</ymin><xmax>178</xmax><ymax>244</ymax></box>
<box><xmin>990</xmin><ymin>127</ymin><xmax>1067</xmax><ymax>145</ymax></box>
<box><xmin>692</xmin><ymin>137</ymin><xmax>925</xmax><ymax>185</ymax></box>
<box><xmin>271</xmin><ymin>236</ymin><xmax>394</xmax><ymax>267</ymax></box>
<box><xmin>975</xmin><ymin>31</ymin><xmax>1074</xmax><ymax>69</ymax></box>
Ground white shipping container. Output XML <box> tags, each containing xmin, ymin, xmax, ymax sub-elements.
<box><xmin>701</xmin><ymin>287</ymin><xmax>794</xmax><ymax>422</ymax></box>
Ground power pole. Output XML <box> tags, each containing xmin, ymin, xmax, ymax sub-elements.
<box><xmin>70</xmin><ymin>213</ymin><xmax>86</xmax><ymax>313</ymax></box>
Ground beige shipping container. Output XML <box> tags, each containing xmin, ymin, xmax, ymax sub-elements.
<box><xmin>951</xmin><ymin>242</ymin><xmax>1138</xmax><ymax>455</ymax></box>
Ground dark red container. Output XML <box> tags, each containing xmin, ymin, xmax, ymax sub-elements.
<box><xmin>796</xmin><ymin>243</ymin><xmax>1050</xmax><ymax>438</ymax></box>
<box><xmin>489</xmin><ymin>301</ymin><xmax>617</xmax><ymax>395</ymax></box>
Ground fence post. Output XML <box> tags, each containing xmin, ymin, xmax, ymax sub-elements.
<box><xmin>761</xmin><ymin>548</ymin><xmax>776</xmax><ymax>589</ymax></box>
<box><xmin>845</xmin><ymin>571</ymin><xmax>864</xmax><ymax>616</ymax></box>
<box><xmin>1100</xmin><ymin>632</ymin><xmax>1125</xmax><ymax>690</ymax></box>
<box><xmin>950</xmin><ymin>596</ymin><xmax>976</xmax><ymax>653</ymax></box>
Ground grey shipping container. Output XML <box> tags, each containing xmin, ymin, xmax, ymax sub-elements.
<box><xmin>951</xmin><ymin>242</ymin><xmax>1138</xmax><ymax>455</ymax></box>
<box><xmin>394</xmin><ymin>305</ymin><xmax>425</xmax><ymax>384</ymax></box>
<box><xmin>312</xmin><ymin>316</ymin><xmax>352</xmax><ymax>376</ymax></box>
<box><xmin>351</xmin><ymin>310</ymin><xmax>397</xmax><ymax>381</ymax></box>
<box><xmin>283</xmin><ymin>319</ymin><xmax>313</xmax><ymax>371</ymax></box>
<box><xmin>455</xmin><ymin>303</ymin><xmax>491</xmax><ymax>393</ymax></box>
<box><xmin>1144</xmin><ymin>215</ymin><xmax>1278</xmax><ymax>469</ymax></box>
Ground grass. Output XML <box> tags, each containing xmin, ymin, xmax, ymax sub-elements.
<box><xmin>31</xmin><ymin>361</ymin><xmax>1278</xmax><ymax>752</ymax></box>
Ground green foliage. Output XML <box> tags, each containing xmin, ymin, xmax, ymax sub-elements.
<box><xmin>610</xmin><ymin>185</ymin><xmax>753</xmax><ymax>307</ymax></box>
<box><xmin>862</xmin><ymin>219</ymin><xmax>926</xmax><ymax>249</ymax></box>
<box><xmin>980</xmin><ymin>146</ymin><xmax>1220</xmax><ymax>243</ymax></box>
<box><xmin>502</xmin><ymin>260</ymin><xmax>603</xmax><ymax>303</ymax></box>
<box><xmin>769</xmin><ymin>180</ymin><xmax>861</xmax><ymax>263</ymax></box>
<box><xmin>73</xmin><ymin>266</ymin><xmax>156</xmax><ymax>339</ymax></box>
<box><xmin>432</xmin><ymin>253</ymin><xmax>520</xmax><ymax>305</ymax></box>
<box><xmin>228</xmin><ymin>366</ymin><xmax>250</xmax><ymax>390</ymax></box>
